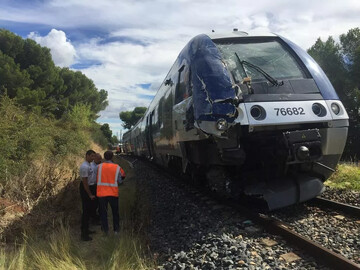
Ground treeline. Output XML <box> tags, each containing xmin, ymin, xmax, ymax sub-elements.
<box><xmin>0</xmin><ymin>29</ymin><xmax>114</xmax><ymax>147</ymax></box>
<box><xmin>307</xmin><ymin>27</ymin><xmax>360</xmax><ymax>160</ymax></box>
<box><xmin>0</xmin><ymin>29</ymin><xmax>108</xmax><ymax>119</ymax></box>
<box><xmin>0</xmin><ymin>29</ymin><xmax>112</xmax><ymax>203</ymax></box>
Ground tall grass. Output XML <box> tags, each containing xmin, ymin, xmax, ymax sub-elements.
<box><xmin>0</xmin><ymin>98</ymin><xmax>154</xmax><ymax>268</ymax></box>
<box><xmin>0</xmin><ymin>156</ymin><xmax>154</xmax><ymax>270</ymax></box>
<box><xmin>0</xmin><ymin>97</ymin><xmax>108</xmax><ymax>208</ymax></box>
<box><xmin>325</xmin><ymin>163</ymin><xmax>360</xmax><ymax>190</ymax></box>
<box><xmin>0</xmin><ymin>225</ymin><xmax>152</xmax><ymax>270</ymax></box>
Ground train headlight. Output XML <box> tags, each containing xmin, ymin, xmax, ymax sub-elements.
<box><xmin>250</xmin><ymin>105</ymin><xmax>266</xmax><ymax>120</ymax></box>
<box><xmin>216</xmin><ymin>118</ymin><xmax>228</xmax><ymax>131</ymax></box>
<box><xmin>312</xmin><ymin>103</ymin><xmax>327</xmax><ymax>117</ymax></box>
<box><xmin>331</xmin><ymin>103</ymin><xmax>340</xmax><ymax>115</ymax></box>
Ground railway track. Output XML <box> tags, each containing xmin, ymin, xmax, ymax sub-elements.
<box><xmin>230</xmin><ymin>203</ymin><xmax>360</xmax><ymax>270</ymax></box>
<box><xmin>122</xmin><ymin>156</ymin><xmax>359</xmax><ymax>269</ymax></box>
<box><xmin>309</xmin><ymin>197</ymin><xmax>360</xmax><ymax>219</ymax></box>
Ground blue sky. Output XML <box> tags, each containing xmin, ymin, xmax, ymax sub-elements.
<box><xmin>1</xmin><ymin>0</ymin><xmax>360</xmax><ymax>138</ymax></box>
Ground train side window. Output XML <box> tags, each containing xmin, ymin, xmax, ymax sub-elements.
<box><xmin>175</xmin><ymin>65</ymin><xmax>189</xmax><ymax>104</ymax></box>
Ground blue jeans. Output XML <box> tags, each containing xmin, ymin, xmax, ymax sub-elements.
<box><xmin>98</xmin><ymin>196</ymin><xmax>119</xmax><ymax>233</ymax></box>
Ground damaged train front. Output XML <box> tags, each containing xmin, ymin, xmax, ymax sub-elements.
<box><xmin>191</xmin><ymin>33</ymin><xmax>349</xmax><ymax>210</ymax></box>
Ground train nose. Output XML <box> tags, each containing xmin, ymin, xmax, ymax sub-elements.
<box><xmin>297</xmin><ymin>145</ymin><xmax>310</xmax><ymax>160</ymax></box>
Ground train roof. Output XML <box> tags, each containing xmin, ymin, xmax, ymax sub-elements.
<box><xmin>207</xmin><ymin>30</ymin><xmax>277</xmax><ymax>40</ymax></box>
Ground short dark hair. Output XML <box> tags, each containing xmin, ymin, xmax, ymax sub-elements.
<box><xmin>104</xmin><ymin>150</ymin><xmax>114</xmax><ymax>160</ymax></box>
<box><xmin>86</xmin><ymin>150</ymin><xmax>95</xmax><ymax>156</ymax></box>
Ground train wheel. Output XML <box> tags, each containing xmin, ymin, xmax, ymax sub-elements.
<box><xmin>206</xmin><ymin>166</ymin><xmax>232</xmax><ymax>197</ymax></box>
<box><xmin>187</xmin><ymin>164</ymin><xmax>206</xmax><ymax>187</ymax></box>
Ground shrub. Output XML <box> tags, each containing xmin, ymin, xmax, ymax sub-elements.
<box><xmin>325</xmin><ymin>163</ymin><xmax>360</xmax><ymax>190</ymax></box>
<box><xmin>0</xmin><ymin>97</ymin><xmax>105</xmax><ymax>206</ymax></box>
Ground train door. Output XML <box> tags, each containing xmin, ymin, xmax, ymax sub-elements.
<box><xmin>146</xmin><ymin>111</ymin><xmax>156</xmax><ymax>159</ymax></box>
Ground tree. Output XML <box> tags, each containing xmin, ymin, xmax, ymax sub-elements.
<box><xmin>59</xmin><ymin>68</ymin><xmax>108</xmax><ymax>119</ymax></box>
<box><xmin>308</xmin><ymin>28</ymin><xmax>360</xmax><ymax>160</ymax></box>
<box><xmin>100</xmin><ymin>123</ymin><xmax>112</xmax><ymax>142</ymax></box>
<box><xmin>111</xmin><ymin>135</ymin><xmax>119</xmax><ymax>144</ymax></box>
<box><xmin>0</xmin><ymin>51</ymin><xmax>32</xmax><ymax>98</ymax></box>
<box><xmin>340</xmin><ymin>28</ymin><xmax>360</xmax><ymax>63</ymax></box>
<box><xmin>308</xmin><ymin>37</ymin><xmax>348</xmax><ymax>100</ymax></box>
<box><xmin>0</xmin><ymin>29</ymin><xmax>108</xmax><ymax>120</ymax></box>
<box><xmin>119</xmin><ymin>107</ymin><xmax>147</xmax><ymax>129</ymax></box>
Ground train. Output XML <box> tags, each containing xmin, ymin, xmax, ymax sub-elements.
<box><xmin>123</xmin><ymin>30</ymin><xmax>349</xmax><ymax>210</ymax></box>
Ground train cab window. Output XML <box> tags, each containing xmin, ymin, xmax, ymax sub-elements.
<box><xmin>175</xmin><ymin>65</ymin><xmax>191</xmax><ymax>104</ymax></box>
<box><xmin>215</xmin><ymin>38</ymin><xmax>307</xmax><ymax>88</ymax></box>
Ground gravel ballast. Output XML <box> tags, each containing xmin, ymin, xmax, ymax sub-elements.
<box><xmin>125</xmin><ymin>157</ymin><xmax>331</xmax><ymax>270</ymax></box>
<box><xmin>272</xmin><ymin>201</ymin><xmax>360</xmax><ymax>264</ymax></box>
<box><xmin>321</xmin><ymin>187</ymin><xmax>360</xmax><ymax>207</ymax></box>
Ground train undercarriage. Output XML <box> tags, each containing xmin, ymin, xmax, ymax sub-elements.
<box><xmin>175</xmin><ymin>121</ymin><xmax>347</xmax><ymax>210</ymax></box>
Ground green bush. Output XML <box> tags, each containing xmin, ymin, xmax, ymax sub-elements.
<box><xmin>89</xmin><ymin>123</ymin><xmax>109</xmax><ymax>149</ymax></box>
<box><xmin>325</xmin><ymin>163</ymin><xmax>360</xmax><ymax>190</ymax></box>
<box><xmin>0</xmin><ymin>97</ymin><xmax>52</xmax><ymax>180</ymax></box>
<box><xmin>0</xmin><ymin>97</ymin><xmax>107</xmax><ymax>201</ymax></box>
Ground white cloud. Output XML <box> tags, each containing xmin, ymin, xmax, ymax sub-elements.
<box><xmin>2</xmin><ymin>0</ymin><xmax>360</xmax><ymax>133</ymax></box>
<box><xmin>28</xmin><ymin>29</ymin><xmax>77</xmax><ymax>67</ymax></box>
<box><xmin>76</xmin><ymin>36</ymin><xmax>185</xmax><ymax>122</ymax></box>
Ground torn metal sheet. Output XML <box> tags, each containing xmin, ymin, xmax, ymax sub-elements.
<box><xmin>177</xmin><ymin>34</ymin><xmax>236</xmax><ymax>123</ymax></box>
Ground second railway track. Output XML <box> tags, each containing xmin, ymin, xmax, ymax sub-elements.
<box><xmin>309</xmin><ymin>197</ymin><xmax>360</xmax><ymax>219</ymax></box>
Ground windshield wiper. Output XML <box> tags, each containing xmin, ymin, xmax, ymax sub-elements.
<box><xmin>234</xmin><ymin>52</ymin><xmax>248</xmax><ymax>80</ymax></box>
<box><xmin>234</xmin><ymin>52</ymin><xmax>283</xmax><ymax>86</ymax></box>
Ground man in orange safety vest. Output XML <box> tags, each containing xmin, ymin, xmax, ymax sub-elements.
<box><xmin>96</xmin><ymin>150</ymin><xmax>125</xmax><ymax>234</ymax></box>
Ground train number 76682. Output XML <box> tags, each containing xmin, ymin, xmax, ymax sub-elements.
<box><xmin>274</xmin><ymin>107</ymin><xmax>305</xmax><ymax>116</ymax></box>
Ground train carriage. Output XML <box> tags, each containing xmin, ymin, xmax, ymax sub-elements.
<box><xmin>123</xmin><ymin>30</ymin><xmax>349</xmax><ymax>210</ymax></box>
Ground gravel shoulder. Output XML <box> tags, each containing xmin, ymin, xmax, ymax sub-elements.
<box><xmin>272</xmin><ymin>200</ymin><xmax>360</xmax><ymax>264</ymax></box>
<box><xmin>321</xmin><ymin>188</ymin><xmax>360</xmax><ymax>207</ymax></box>
<box><xmin>125</xmin><ymin>157</ymin><xmax>330</xmax><ymax>270</ymax></box>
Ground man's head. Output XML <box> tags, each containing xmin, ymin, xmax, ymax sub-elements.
<box><xmin>104</xmin><ymin>150</ymin><xmax>114</xmax><ymax>161</ymax></box>
<box><xmin>94</xmin><ymin>153</ymin><xmax>102</xmax><ymax>164</ymax></box>
<box><xmin>85</xmin><ymin>150</ymin><xmax>96</xmax><ymax>162</ymax></box>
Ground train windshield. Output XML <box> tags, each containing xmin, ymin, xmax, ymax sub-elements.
<box><xmin>215</xmin><ymin>38</ymin><xmax>306</xmax><ymax>86</ymax></box>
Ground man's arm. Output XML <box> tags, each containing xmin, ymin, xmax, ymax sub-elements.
<box><xmin>117</xmin><ymin>166</ymin><xmax>123</xmax><ymax>185</ymax></box>
<box><xmin>82</xmin><ymin>177</ymin><xmax>95</xmax><ymax>200</ymax></box>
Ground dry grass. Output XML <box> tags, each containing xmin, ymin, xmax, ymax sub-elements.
<box><xmin>325</xmin><ymin>163</ymin><xmax>360</xmax><ymax>190</ymax></box>
<box><xmin>0</xmin><ymin>225</ymin><xmax>152</xmax><ymax>270</ymax></box>
<box><xmin>0</xmin><ymin>155</ymin><xmax>155</xmax><ymax>270</ymax></box>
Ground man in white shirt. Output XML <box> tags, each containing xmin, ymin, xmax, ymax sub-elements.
<box><xmin>79</xmin><ymin>150</ymin><xmax>96</xmax><ymax>241</ymax></box>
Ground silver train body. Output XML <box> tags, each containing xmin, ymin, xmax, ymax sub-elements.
<box><xmin>123</xmin><ymin>31</ymin><xmax>349</xmax><ymax>210</ymax></box>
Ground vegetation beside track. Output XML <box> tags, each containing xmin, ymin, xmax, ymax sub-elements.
<box><xmin>0</xmin><ymin>155</ymin><xmax>154</xmax><ymax>270</ymax></box>
<box><xmin>0</xmin><ymin>29</ymin><xmax>153</xmax><ymax>269</ymax></box>
<box><xmin>325</xmin><ymin>163</ymin><xmax>360</xmax><ymax>191</ymax></box>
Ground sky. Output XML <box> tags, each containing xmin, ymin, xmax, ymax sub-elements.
<box><xmin>1</xmin><ymin>0</ymin><xmax>360</xmax><ymax>137</ymax></box>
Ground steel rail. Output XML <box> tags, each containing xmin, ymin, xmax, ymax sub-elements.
<box><xmin>123</xmin><ymin>156</ymin><xmax>360</xmax><ymax>270</ymax></box>
<box><xmin>230</xmin><ymin>202</ymin><xmax>360</xmax><ymax>270</ymax></box>
<box><xmin>310</xmin><ymin>197</ymin><xmax>360</xmax><ymax>219</ymax></box>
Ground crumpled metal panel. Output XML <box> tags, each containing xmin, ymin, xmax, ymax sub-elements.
<box><xmin>178</xmin><ymin>34</ymin><xmax>236</xmax><ymax>122</ymax></box>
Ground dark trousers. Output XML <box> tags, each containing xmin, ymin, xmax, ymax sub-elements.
<box><xmin>98</xmin><ymin>196</ymin><xmax>119</xmax><ymax>233</ymax></box>
<box><xmin>89</xmin><ymin>184</ymin><xmax>99</xmax><ymax>220</ymax></box>
<box><xmin>79</xmin><ymin>182</ymin><xmax>96</xmax><ymax>236</ymax></box>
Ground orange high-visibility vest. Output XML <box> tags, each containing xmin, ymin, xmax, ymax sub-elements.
<box><xmin>96</xmin><ymin>163</ymin><xmax>120</xmax><ymax>197</ymax></box>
